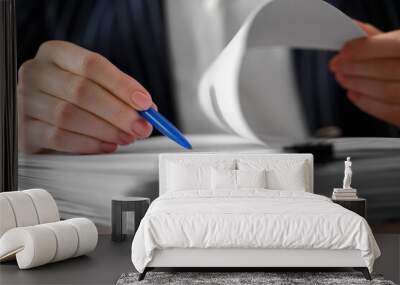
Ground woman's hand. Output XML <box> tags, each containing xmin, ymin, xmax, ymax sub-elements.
<box><xmin>18</xmin><ymin>41</ymin><xmax>156</xmax><ymax>154</ymax></box>
<box><xmin>330</xmin><ymin>21</ymin><xmax>400</xmax><ymax>128</ymax></box>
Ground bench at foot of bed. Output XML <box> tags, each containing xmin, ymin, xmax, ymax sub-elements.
<box><xmin>137</xmin><ymin>267</ymin><xmax>372</xmax><ymax>281</ymax></box>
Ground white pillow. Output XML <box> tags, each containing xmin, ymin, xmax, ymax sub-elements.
<box><xmin>211</xmin><ymin>169</ymin><xmax>236</xmax><ymax>189</ymax></box>
<box><xmin>166</xmin><ymin>159</ymin><xmax>236</xmax><ymax>192</ymax></box>
<box><xmin>167</xmin><ymin>163</ymin><xmax>210</xmax><ymax>191</ymax></box>
<box><xmin>236</xmin><ymin>169</ymin><xmax>267</xmax><ymax>189</ymax></box>
<box><xmin>211</xmin><ymin>169</ymin><xmax>267</xmax><ymax>190</ymax></box>
<box><xmin>238</xmin><ymin>159</ymin><xmax>308</xmax><ymax>191</ymax></box>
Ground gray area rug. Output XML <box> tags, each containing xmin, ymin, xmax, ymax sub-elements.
<box><xmin>117</xmin><ymin>272</ymin><xmax>396</xmax><ymax>285</ymax></box>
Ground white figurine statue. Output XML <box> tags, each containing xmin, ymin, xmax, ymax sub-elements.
<box><xmin>342</xmin><ymin>157</ymin><xmax>352</xmax><ymax>189</ymax></box>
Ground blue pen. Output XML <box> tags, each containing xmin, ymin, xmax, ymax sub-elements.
<box><xmin>139</xmin><ymin>108</ymin><xmax>192</xmax><ymax>150</ymax></box>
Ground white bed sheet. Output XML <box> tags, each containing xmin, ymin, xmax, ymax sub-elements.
<box><xmin>131</xmin><ymin>190</ymin><xmax>380</xmax><ymax>273</ymax></box>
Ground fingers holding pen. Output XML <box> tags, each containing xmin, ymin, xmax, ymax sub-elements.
<box><xmin>18</xmin><ymin>40</ymin><xmax>157</xmax><ymax>154</ymax></box>
<box><xmin>22</xmin><ymin>90</ymin><xmax>136</xmax><ymax>146</ymax></box>
<box><xmin>25</xmin><ymin>119</ymin><xmax>119</xmax><ymax>155</ymax></box>
<box><xmin>36</xmin><ymin>41</ymin><xmax>154</xmax><ymax>111</ymax></box>
<box><xmin>20</xmin><ymin>60</ymin><xmax>153</xmax><ymax>139</ymax></box>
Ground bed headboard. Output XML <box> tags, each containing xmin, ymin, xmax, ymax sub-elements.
<box><xmin>159</xmin><ymin>153</ymin><xmax>313</xmax><ymax>195</ymax></box>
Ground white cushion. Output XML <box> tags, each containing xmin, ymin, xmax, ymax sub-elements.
<box><xmin>238</xmin><ymin>159</ymin><xmax>308</xmax><ymax>191</ymax></box>
<box><xmin>0</xmin><ymin>196</ymin><xmax>16</xmax><ymax>237</ymax></box>
<box><xmin>167</xmin><ymin>163</ymin><xmax>211</xmax><ymax>191</ymax></box>
<box><xmin>236</xmin><ymin>169</ymin><xmax>267</xmax><ymax>189</ymax></box>
<box><xmin>211</xmin><ymin>169</ymin><xmax>236</xmax><ymax>189</ymax></box>
<box><xmin>0</xmin><ymin>226</ymin><xmax>57</xmax><ymax>269</ymax></box>
<box><xmin>0</xmin><ymin>189</ymin><xmax>60</xmax><ymax>238</ymax></box>
<box><xmin>166</xmin><ymin>160</ymin><xmax>235</xmax><ymax>191</ymax></box>
<box><xmin>211</xmin><ymin>169</ymin><xmax>267</xmax><ymax>190</ymax></box>
<box><xmin>64</xmin><ymin>218</ymin><xmax>98</xmax><ymax>257</ymax></box>
<box><xmin>0</xmin><ymin>190</ymin><xmax>97</xmax><ymax>270</ymax></box>
<box><xmin>0</xmin><ymin>218</ymin><xmax>97</xmax><ymax>269</ymax></box>
<box><xmin>23</xmin><ymin>189</ymin><xmax>60</xmax><ymax>224</ymax></box>
<box><xmin>1</xmin><ymin>192</ymin><xmax>39</xmax><ymax>227</ymax></box>
<box><xmin>43</xmin><ymin>221</ymin><xmax>78</xmax><ymax>262</ymax></box>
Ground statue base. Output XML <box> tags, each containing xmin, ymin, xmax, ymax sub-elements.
<box><xmin>332</xmin><ymin>188</ymin><xmax>358</xmax><ymax>200</ymax></box>
<box><xmin>333</xmin><ymin>188</ymin><xmax>357</xmax><ymax>192</ymax></box>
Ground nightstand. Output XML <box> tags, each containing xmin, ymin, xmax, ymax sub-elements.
<box><xmin>112</xmin><ymin>196</ymin><xmax>150</xmax><ymax>242</ymax></box>
<box><xmin>332</xmin><ymin>198</ymin><xmax>367</xmax><ymax>219</ymax></box>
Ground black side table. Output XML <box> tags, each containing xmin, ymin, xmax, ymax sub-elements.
<box><xmin>112</xmin><ymin>197</ymin><xmax>150</xmax><ymax>242</ymax></box>
<box><xmin>332</xmin><ymin>198</ymin><xmax>367</xmax><ymax>219</ymax></box>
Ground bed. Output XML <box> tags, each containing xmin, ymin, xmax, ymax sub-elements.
<box><xmin>131</xmin><ymin>153</ymin><xmax>381</xmax><ymax>280</ymax></box>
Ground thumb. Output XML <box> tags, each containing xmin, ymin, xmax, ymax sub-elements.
<box><xmin>354</xmin><ymin>19</ymin><xmax>382</xmax><ymax>36</ymax></box>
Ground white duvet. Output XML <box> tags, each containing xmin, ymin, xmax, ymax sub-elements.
<box><xmin>131</xmin><ymin>190</ymin><xmax>380</xmax><ymax>272</ymax></box>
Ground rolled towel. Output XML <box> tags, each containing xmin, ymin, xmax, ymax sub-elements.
<box><xmin>0</xmin><ymin>218</ymin><xmax>98</xmax><ymax>269</ymax></box>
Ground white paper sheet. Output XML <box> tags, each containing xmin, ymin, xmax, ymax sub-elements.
<box><xmin>18</xmin><ymin>136</ymin><xmax>400</xmax><ymax>226</ymax></box>
<box><xmin>18</xmin><ymin>135</ymin><xmax>270</xmax><ymax>226</ymax></box>
<box><xmin>199</xmin><ymin>0</ymin><xmax>366</xmax><ymax>144</ymax></box>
